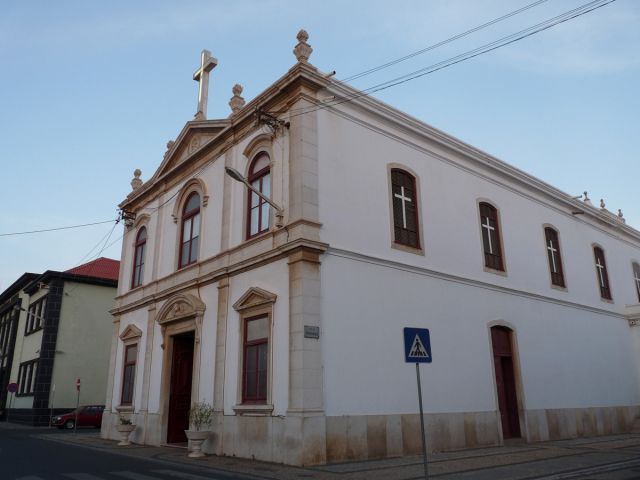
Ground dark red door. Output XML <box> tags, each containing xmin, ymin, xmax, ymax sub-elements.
<box><xmin>491</xmin><ymin>326</ymin><xmax>521</xmax><ymax>439</ymax></box>
<box><xmin>167</xmin><ymin>332</ymin><xmax>194</xmax><ymax>443</ymax></box>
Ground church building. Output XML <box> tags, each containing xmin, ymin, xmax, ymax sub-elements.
<box><xmin>101</xmin><ymin>31</ymin><xmax>640</xmax><ymax>465</ymax></box>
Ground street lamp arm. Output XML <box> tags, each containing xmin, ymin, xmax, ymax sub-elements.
<box><xmin>224</xmin><ymin>167</ymin><xmax>284</xmax><ymax>214</ymax></box>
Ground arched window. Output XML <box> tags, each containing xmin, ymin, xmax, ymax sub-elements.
<box><xmin>479</xmin><ymin>202</ymin><xmax>504</xmax><ymax>271</ymax></box>
<box><xmin>390</xmin><ymin>169</ymin><xmax>420</xmax><ymax>248</ymax></box>
<box><xmin>246</xmin><ymin>153</ymin><xmax>271</xmax><ymax>238</ymax></box>
<box><xmin>632</xmin><ymin>262</ymin><xmax>640</xmax><ymax>302</ymax></box>
<box><xmin>544</xmin><ymin>227</ymin><xmax>565</xmax><ymax>287</ymax></box>
<box><xmin>179</xmin><ymin>192</ymin><xmax>200</xmax><ymax>268</ymax></box>
<box><xmin>131</xmin><ymin>227</ymin><xmax>147</xmax><ymax>288</ymax></box>
<box><xmin>593</xmin><ymin>246</ymin><xmax>611</xmax><ymax>300</ymax></box>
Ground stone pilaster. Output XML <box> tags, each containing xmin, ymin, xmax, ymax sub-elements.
<box><xmin>214</xmin><ymin>278</ymin><xmax>229</xmax><ymax>412</ymax></box>
<box><xmin>220</xmin><ymin>152</ymin><xmax>233</xmax><ymax>251</ymax></box>
<box><xmin>101</xmin><ymin>315</ymin><xmax>121</xmax><ymax>439</ymax></box>
<box><xmin>140</xmin><ymin>305</ymin><xmax>156</xmax><ymax>442</ymax></box>
<box><xmin>210</xmin><ymin>278</ymin><xmax>229</xmax><ymax>455</ymax></box>
<box><xmin>287</xmin><ymin>246</ymin><xmax>326</xmax><ymax>465</ymax></box>
<box><xmin>288</xmin><ymin>98</ymin><xmax>319</xmax><ymax>224</ymax></box>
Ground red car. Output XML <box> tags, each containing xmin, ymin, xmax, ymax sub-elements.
<box><xmin>51</xmin><ymin>405</ymin><xmax>105</xmax><ymax>429</ymax></box>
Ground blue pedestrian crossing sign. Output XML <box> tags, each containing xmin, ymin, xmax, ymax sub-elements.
<box><xmin>403</xmin><ymin>328</ymin><xmax>432</xmax><ymax>363</ymax></box>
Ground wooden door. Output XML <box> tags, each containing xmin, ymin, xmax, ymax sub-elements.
<box><xmin>167</xmin><ymin>332</ymin><xmax>194</xmax><ymax>443</ymax></box>
<box><xmin>491</xmin><ymin>326</ymin><xmax>521</xmax><ymax>439</ymax></box>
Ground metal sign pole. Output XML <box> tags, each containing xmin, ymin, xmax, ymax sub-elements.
<box><xmin>74</xmin><ymin>385</ymin><xmax>80</xmax><ymax>435</ymax></box>
<box><xmin>6</xmin><ymin>392</ymin><xmax>12</xmax><ymax>423</ymax></box>
<box><xmin>49</xmin><ymin>384</ymin><xmax>55</xmax><ymax>428</ymax></box>
<box><xmin>416</xmin><ymin>362</ymin><xmax>429</xmax><ymax>480</ymax></box>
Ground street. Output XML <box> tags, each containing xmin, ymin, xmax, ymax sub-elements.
<box><xmin>0</xmin><ymin>425</ymin><xmax>254</xmax><ymax>480</ymax></box>
<box><xmin>3</xmin><ymin>422</ymin><xmax>640</xmax><ymax>480</ymax></box>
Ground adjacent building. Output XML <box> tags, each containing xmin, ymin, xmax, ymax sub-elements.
<box><xmin>0</xmin><ymin>257</ymin><xmax>119</xmax><ymax>425</ymax></box>
<box><xmin>102</xmin><ymin>31</ymin><xmax>640</xmax><ymax>465</ymax></box>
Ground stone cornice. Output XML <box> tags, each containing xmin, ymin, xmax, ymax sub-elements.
<box><xmin>110</xmin><ymin>235</ymin><xmax>327</xmax><ymax>316</ymax></box>
<box><xmin>323</xmin><ymin>80</ymin><xmax>640</xmax><ymax>245</ymax></box>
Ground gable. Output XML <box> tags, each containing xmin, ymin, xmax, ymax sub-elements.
<box><xmin>154</xmin><ymin>122</ymin><xmax>229</xmax><ymax>181</ymax></box>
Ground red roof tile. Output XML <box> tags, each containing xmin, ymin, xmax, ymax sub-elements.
<box><xmin>65</xmin><ymin>257</ymin><xmax>120</xmax><ymax>282</ymax></box>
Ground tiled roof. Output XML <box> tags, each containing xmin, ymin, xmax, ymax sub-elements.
<box><xmin>65</xmin><ymin>257</ymin><xmax>120</xmax><ymax>281</ymax></box>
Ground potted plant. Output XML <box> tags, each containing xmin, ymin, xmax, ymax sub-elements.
<box><xmin>115</xmin><ymin>415</ymin><xmax>136</xmax><ymax>446</ymax></box>
<box><xmin>185</xmin><ymin>401</ymin><xmax>214</xmax><ymax>458</ymax></box>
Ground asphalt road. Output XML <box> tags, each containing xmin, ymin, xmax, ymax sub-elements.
<box><xmin>0</xmin><ymin>426</ymin><xmax>256</xmax><ymax>480</ymax></box>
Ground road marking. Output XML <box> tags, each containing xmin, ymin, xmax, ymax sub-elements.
<box><xmin>153</xmin><ymin>469</ymin><xmax>224</xmax><ymax>479</ymax></box>
<box><xmin>112</xmin><ymin>472</ymin><xmax>163</xmax><ymax>480</ymax></box>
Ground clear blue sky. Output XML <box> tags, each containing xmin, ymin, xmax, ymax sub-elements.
<box><xmin>1</xmin><ymin>0</ymin><xmax>638</xmax><ymax>290</ymax></box>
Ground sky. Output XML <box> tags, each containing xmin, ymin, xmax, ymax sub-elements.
<box><xmin>0</xmin><ymin>0</ymin><xmax>638</xmax><ymax>290</ymax></box>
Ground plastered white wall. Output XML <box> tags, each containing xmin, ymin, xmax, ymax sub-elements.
<box><xmin>321</xmin><ymin>253</ymin><xmax>640</xmax><ymax>416</ymax></box>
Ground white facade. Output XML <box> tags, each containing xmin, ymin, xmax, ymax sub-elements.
<box><xmin>102</xmin><ymin>31</ymin><xmax>640</xmax><ymax>465</ymax></box>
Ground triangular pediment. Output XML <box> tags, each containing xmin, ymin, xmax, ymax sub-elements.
<box><xmin>233</xmin><ymin>287</ymin><xmax>277</xmax><ymax>312</ymax></box>
<box><xmin>154</xmin><ymin>121</ymin><xmax>230</xmax><ymax>180</ymax></box>
<box><xmin>119</xmin><ymin>324</ymin><xmax>143</xmax><ymax>341</ymax></box>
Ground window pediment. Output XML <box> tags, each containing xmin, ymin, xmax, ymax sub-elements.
<box><xmin>119</xmin><ymin>324</ymin><xmax>142</xmax><ymax>342</ymax></box>
<box><xmin>233</xmin><ymin>287</ymin><xmax>277</xmax><ymax>312</ymax></box>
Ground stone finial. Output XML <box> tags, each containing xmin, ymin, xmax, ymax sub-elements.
<box><xmin>131</xmin><ymin>169</ymin><xmax>143</xmax><ymax>191</ymax></box>
<box><xmin>583</xmin><ymin>191</ymin><xmax>593</xmax><ymax>206</ymax></box>
<box><xmin>228</xmin><ymin>84</ymin><xmax>246</xmax><ymax>115</ymax></box>
<box><xmin>618</xmin><ymin>209</ymin><xmax>626</xmax><ymax>223</ymax></box>
<box><xmin>164</xmin><ymin>140</ymin><xmax>175</xmax><ymax>158</ymax></box>
<box><xmin>293</xmin><ymin>29</ymin><xmax>313</xmax><ymax>63</ymax></box>
<box><xmin>600</xmin><ymin>198</ymin><xmax>606</xmax><ymax>209</ymax></box>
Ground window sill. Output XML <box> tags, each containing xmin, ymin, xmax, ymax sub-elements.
<box><xmin>233</xmin><ymin>404</ymin><xmax>273</xmax><ymax>416</ymax></box>
<box><xmin>24</xmin><ymin>327</ymin><xmax>43</xmax><ymax>336</ymax></box>
<box><xmin>115</xmin><ymin>405</ymin><xmax>134</xmax><ymax>413</ymax></box>
<box><xmin>391</xmin><ymin>241</ymin><xmax>424</xmax><ymax>256</ymax></box>
<box><xmin>483</xmin><ymin>266</ymin><xmax>507</xmax><ymax>277</ymax></box>
<box><xmin>600</xmin><ymin>297</ymin><xmax>614</xmax><ymax>304</ymax></box>
<box><xmin>550</xmin><ymin>284</ymin><xmax>568</xmax><ymax>292</ymax></box>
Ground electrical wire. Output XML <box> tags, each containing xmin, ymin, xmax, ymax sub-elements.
<box><xmin>284</xmin><ymin>0</ymin><xmax>615</xmax><ymax>119</ymax></box>
<box><xmin>0</xmin><ymin>219</ymin><xmax>117</xmax><ymax>237</ymax></box>
<box><xmin>342</xmin><ymin>0</ymin><xmax>550</xmax><ymax>82</ymax></box>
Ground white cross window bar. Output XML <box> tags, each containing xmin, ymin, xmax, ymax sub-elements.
<box><xmin>394</xmin><ymin>186</ymin><xmax>412</xmax><ymax>229</ymax></box>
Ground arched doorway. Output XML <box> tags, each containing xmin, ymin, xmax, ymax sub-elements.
<box><xmin>156</xmin><ymin>293</ymin><xmax>205</xmax><ymax>445</ymax></box>
<box><xmin>491</xmin><ymin>326</ymin><xmax>521</xmax><ymax>439</ymax></box>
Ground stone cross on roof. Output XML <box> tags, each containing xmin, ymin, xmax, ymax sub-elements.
<box><xmin>193</xmin><ymin>49</ymin><xmax>218</xmax><ymax>120</ymax></box>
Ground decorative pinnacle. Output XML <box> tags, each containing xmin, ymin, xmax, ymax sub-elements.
<box><xmin>583</xmin><ymin>191</ymin><xmax>593</xmax><ymax>206</ymax></box>
<box><xmin>131</xmin><ymin>169</ymin><xmax>143</xmax><ymax>191</ymax></box>
<box><xmin>228</xmin><ymin>84</ymin><xmax>246</xmax><ymax>115</ymax></box>
<box><xmin>293</xmin><ymin>29</ymin><xmax>313</xmax><ymax>63</ymax></box>
<box><xmin>600</xmin><ymin>198</ymin><xmax>606</xmax><ymax>209</ymax></box>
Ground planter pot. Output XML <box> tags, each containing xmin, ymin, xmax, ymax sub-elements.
<box><xmin>115</xmin><ymin>424</ymin><xmax>136</xmax><ymax>446</ymax></box>
<box><xmin>185</xmin><ymin>429</ymin><xmax>210</xmax><ymax>458</ymax></box>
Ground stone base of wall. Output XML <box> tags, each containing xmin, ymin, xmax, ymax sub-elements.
<box><xmin>326</xmin><ymin>411</ymin><xmax>500</xmax><ymax>463</ymax></box>
<box><xmin>525</xmin><ymin>406</ymin><xmax>640</xmax><ymax>443</ymax></box>
<box><xmin>100</xmin><ymin>405</ymin><xmax>640</xmax><ymax>466</ymax></box>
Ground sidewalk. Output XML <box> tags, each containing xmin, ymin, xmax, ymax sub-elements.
<box><xmin>24</xmin><ymin>425</ymin><xmax>640</xmax><ymax>480</ymax></box>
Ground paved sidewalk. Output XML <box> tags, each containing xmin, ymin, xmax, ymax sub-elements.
<box><xmin>23</xmin><ymin>426</ymin><xmax>640</xmax><ymax>479</ymax></box>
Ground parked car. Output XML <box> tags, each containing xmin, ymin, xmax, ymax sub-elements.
<box><xmin>51</xmin><ymin>405</ymin><xmax>105</xmax><ymax>429</ymax></box>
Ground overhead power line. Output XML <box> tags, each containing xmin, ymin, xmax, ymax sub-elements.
<box><xmin>0</xmin><ymin>219</ymin><xmax>117</xmax><ymax>237</ymax></box>
<box><xmin>284</xmin><ymin>0</ymin><xmax>616</xmax><ymax>119</ymax></box>
<box><xmin>342</xmin><ymin>0</ymin><xmax>550</xmax><ymax>82</ymax></box>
